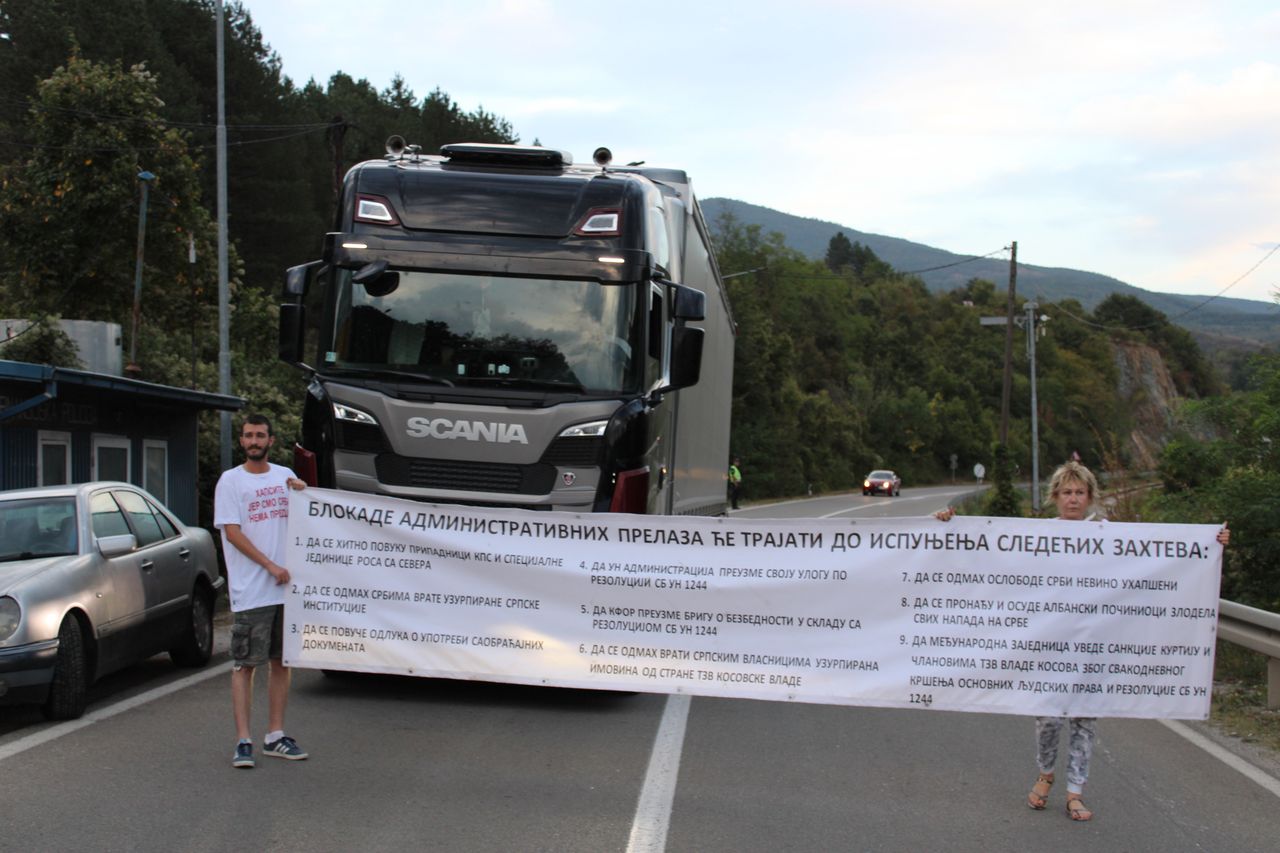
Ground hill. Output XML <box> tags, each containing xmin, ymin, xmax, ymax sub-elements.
<box><xmin>702</xmin><ymin>198</ymin><xmax>1280</xmax><ymax>349</ymax></box>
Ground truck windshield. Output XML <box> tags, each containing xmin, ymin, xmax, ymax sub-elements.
<box><xmin>328</xmin><ymin>270</ymin><xmax>639</xmax><ymax>394</ymax></box>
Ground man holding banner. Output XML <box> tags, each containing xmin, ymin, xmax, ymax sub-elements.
<box><xmin>215</xmin><ymin>414</ymin><xmax>310</xmax><ymax>769</ymax></box>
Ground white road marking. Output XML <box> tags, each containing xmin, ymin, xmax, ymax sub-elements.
<box><xmin>626</xmin><ymin>693</ymin><xmax>692</xmax><ymax>853</ymax></box>
<box><xmin>1159</xmin><ymin>719</ymin><xmax>1280</xmax><ymax>798</ymax></box>
<box><xmin>820</xmin><ymin>493</ymin><xmax>963</xmax><ymax>518</ymax></box>
<box><xmin>0</xmin><ymin>661</ymin><xmax>232</xmax><ymax>762</ymax></box>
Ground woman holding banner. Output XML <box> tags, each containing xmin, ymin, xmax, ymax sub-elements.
<box><xmin>936</xmin><ymin>460</ymin><xmax>1230</xmax><ymax>822</ymax></box>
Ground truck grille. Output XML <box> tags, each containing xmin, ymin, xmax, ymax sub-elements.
<box><xmin>376</xmin><ymin>455</ymin><xmax>556</xmax><ymax>494</ymax></box>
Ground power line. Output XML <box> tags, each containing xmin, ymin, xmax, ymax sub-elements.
<box><xmin>0</xmin><ymin>94</ymin><xmax>336</xmax><ymax>131</ymax></box>
<box><xmin>0</xmin><ymin>124</ymin><xmax>332</xmax><ymax>153</ymax></box>
<box><xmin>1034</xmin><ymin>242</ymin><xmax>1279</xmax><ymax>332</ymax></box>
<box><xmin>900</xmin><ymin>247</ymin><xmax>1008</xmax><ymax>275</ymax></box>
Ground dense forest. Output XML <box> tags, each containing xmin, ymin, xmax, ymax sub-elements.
<box><xmin>0</xmin><ymin>0</ymin><xmax>1276</xmax><ymax>610</ymax></box>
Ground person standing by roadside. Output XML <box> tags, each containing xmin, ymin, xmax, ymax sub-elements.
<box><xmin>215</xmin><ymin>413</ymin><xmax>309</xmax><ymax>769</ymax></box>
<box><xmin>936</xmin><ymin>460</ymin><xmax>1229</xmax><ymax>821</ymax></box>
<box><xmin>728</xmin><ymin>456</ymin><xmax>743</xmax><ymax>510</ymax></box>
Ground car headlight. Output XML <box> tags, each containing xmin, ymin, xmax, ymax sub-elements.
<box><xmin>0</xmin><ymin>596</ymin><xmax>20</xmax><ymax>642</ymax></box>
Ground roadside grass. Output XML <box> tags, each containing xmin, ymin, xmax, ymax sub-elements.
<box><xmin>1211</xmin><ymin>642</ymin><xmax>1280</xmax><ymax>752</ymax></box>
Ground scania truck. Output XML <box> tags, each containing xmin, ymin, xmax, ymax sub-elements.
<box><xmin>279</xmin><ymin>141</ymin><xmax>734</xmax><ymax>516</ymax></box>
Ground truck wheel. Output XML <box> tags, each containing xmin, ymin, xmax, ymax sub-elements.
<box><xmin>42</xmin><ymin>617</ymin><xmax>89</xmax><ymax>720</ymax></box>
<box><xmin>169</xmin><ymin>587</ymin><xmax>214</xmax><ymax>667</ymax></box>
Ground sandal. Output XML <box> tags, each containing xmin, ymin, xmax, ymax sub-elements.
<box><xmin>1027</xmin><ymin>773</ymin><xmax>1053</xmax><ymax>810</ymax></box>
<box><xmin>1066</xmin><ymin>794</ymin><xmax>1093</xmax><ymax>821</ymax></box>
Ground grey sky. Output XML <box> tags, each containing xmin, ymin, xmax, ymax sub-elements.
<box><xmin>244</xmin><ymin>0</ymin><xmax>1280</xmax><ymax>302</ymax></box>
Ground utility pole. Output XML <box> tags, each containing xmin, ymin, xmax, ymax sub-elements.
<box><xmin>1026</xmin><ymin>300</ymin><xmax>1046</xmax><ymax>512</ymax></box>
<box><xmin>216</xmin><ymin>0</ymin><xmax>231</xmax><ymax>470</ymax></box>
<box><xmin>330</xmin><ymin>116</ymin><xmax>347</xmax><ymax>199</ymax></box>
<box><xmin>126</xmin><ymin>170</ymin><xmax>156</xmax><ymax>377</ymax></box>
<box><xmin>1000</xmin><ymin>241</ymin><xmax>1017</xmax><ymax>443</ymax></box>
<box><xmin>980</xmin><ymin>295</ymin><xmax>1050</xmax><ymax>510</ymax></box>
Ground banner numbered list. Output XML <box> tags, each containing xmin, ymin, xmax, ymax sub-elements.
<box><xmin>283</xmin><ymin>489</ymin><xmax>1223</xmax><ymax>719</ymax></box>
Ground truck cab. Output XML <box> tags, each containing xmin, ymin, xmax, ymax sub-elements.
<box><xmin>280</xmin><ymin>142</ymin><xmax>733</xmax><ymax>516</ymax></box>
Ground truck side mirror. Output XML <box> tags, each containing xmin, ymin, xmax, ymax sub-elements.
<box><xmin>666</xmin><ymin>326</ymin><xmax>704</xmax><ymax>391</ymax></box>
<box><xmin>671</xmin><ymin>284</ymin><xmax>705</xmax><ymax>321</ymax></box>
<box><xmin>353</xmin><ymin>260</ymin><xmax>399</xmax><ymax>297</ymax></box>
<box><xmin>279</xmin><ymin>303</ymin><xmax>305</xmax><ymax>365</ymax></box>
<box><xmin>285</xmin><ymin>261</ymin><xmax>320</xmax><ymax>296</ymax></box>
<box><xmin>280</xmin><ymin>261</ymin><xmax>321</xmax><ymax>365</ymax></box>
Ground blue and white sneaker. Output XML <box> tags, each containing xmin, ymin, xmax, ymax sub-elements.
<box><xmin>232</xmin><ymin>741</ymin><xmax>254</xmax><ymax>769</ymax></box>
<box><xmin>263</xmin><ymin>735</ymin><xmax>308</xmax><ymax>760</ymax></box>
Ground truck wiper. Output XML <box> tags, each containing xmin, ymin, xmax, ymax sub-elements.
<box><xmin>323</xmin><ymin>367</ymin><xmax>455</xmax><ymax>387</ymax></box>
<box><xmin>463</xmin><ymin>377</ymin><xmax>586</xmax><ymax>393</ymax></box>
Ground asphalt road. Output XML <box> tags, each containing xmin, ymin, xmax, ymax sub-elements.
<box><xmin>3</xmin><ymin>484</ymin><xmax>1280</xmax><ymax>852</ymax></box>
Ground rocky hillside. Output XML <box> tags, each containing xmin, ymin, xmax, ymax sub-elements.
<box><xmin>1115</xmin><ymin>341</ymin><xmax>1180</xmax><ymax>470</ymax></box>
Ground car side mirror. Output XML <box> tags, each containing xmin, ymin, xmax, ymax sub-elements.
<box><xmin>97</xmin><ymin>533</ymin><xmax>137</xmax><ymax>557</ymax></box>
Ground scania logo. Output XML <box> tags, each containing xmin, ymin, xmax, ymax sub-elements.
<box><xmin>405</xmin><ymin>416</ymin><xmax>529</xmax><ymax>444</ymax></box>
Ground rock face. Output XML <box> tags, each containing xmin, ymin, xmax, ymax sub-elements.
<box><xmin>1113</xmin><ymin>341</ymin><xmax>1180</xmax><ymax>471</ymax></box>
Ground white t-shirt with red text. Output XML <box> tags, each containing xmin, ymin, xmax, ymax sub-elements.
<box><xmin>214</xmin><ymin>462</ymin><xmax>295</xmax><ymax>612</ymax></box>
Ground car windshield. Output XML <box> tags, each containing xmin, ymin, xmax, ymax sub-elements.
<box><xmin>869</xmin><ymin>471</ymin><xmax>894</xmax><ymax>479</ymax></box>
<box><xmin>328</xmin><ymin>269</ymin><xmax>640</xmax><ymax>394</ymax></box>
<box><xmin>0</xmin><ymin>497</ymin><xmax>78</xmax><ymax>560</ymax></box>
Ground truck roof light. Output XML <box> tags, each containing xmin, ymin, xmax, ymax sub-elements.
<box><xmin>598</xmin><ymin>256</ymin><xmax>626</xmax><ymax>264</ymax></box>
<box><xmin>333</xmin><ymin>402</ymin><xmax>379</xmax><ymax>426</ymax></box>
<box><xmin>342</xmin><ymin>242</ymin><xmax>368</xmax><ymax>250</ymax></box>
<box><xmin>355</xmin><ymin>194</ymin><xmax>400</xmax><ymax>225</ymax></box>
<box><xmin>574</xmin><ymin>208</ymin><xmax>621</xmax><ymax>237</ymax></box>
<box><xmin>558</xmin><ymin>420</ymin><xmax>608</xmax><ymax>438</ymax></box>
<box><xmin>441</xmin><ymin>143</ymin><xmax>571</xmax><ymax>168</ymax></box>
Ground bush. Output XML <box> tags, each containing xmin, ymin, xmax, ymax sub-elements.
<box><xmin>1159</xmin><ymin>435</ymin><xmax>1227</xmax><ymax>492</ymax></box>
<box><xmin>983</xmin><ymin>442</ymin><xmax>1022</xmax><ymax>517</ymax></box>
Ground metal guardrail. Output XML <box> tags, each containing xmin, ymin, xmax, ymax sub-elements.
<box><xmin>1218</xmin><ymin>598</ymin><xmax>1280</xmax><ymax>710</ymax></box>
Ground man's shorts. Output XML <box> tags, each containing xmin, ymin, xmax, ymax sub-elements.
<box><xmin>231</xmin><ymin>604</ymin><xmax>284</xmax><ymax>669</ymax></box>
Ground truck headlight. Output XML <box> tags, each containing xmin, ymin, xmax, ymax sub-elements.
<box><xmin>0</xmin><ymin>597</ymin><xmax>20</xmax><ymax>642</ymax></box>
<box><xmin>559</xmin><ymin>420</ymin><xmax>608</xmax><ymax>438</ymax></box>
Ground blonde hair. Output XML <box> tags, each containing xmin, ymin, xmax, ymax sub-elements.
<box><xmin>1048</xmin><ymin>460</ymin><xmax>1098</xmax><ymax>502</ymax></box>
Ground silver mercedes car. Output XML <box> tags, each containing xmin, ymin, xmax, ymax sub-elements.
<box><xmin>0</xmin><ymin>482</ymin><xmax>223</xmax><ymax>719</ymax></box>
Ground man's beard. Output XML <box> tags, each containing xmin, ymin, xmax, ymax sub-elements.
<box><xmin>244</xmin><ymin>445</ymin><xmax>269</xmax><ymax>461</ymax></box>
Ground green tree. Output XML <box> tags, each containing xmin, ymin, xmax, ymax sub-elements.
<box><xmin>1148</xmin><ymin>354</ymin><xmax>1280</xmax><ymax>608</ymax></box>
<box><xmin>824</xmin><ymin>231</ymin><xmax>855</xmax><ymax>272</ymax></box>
<box><xmin>0</xmin><ymin>54</ymin><xmax>218</xmax><ymax>349</ymax></box>
<box><xmin>849</xmin><ymin>241</ymin><xmax>893</xmax><ymax>281</ymax></box>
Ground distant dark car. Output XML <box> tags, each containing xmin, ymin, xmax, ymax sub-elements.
<box><xmin>0</xmin><ymin>482</ymin><xmax>223</xmax><ymax>719</ymax></box>
<box><xmin>863</xmin><ymin>470</ymin><xmax>901</xmax><ymax>496</ymax></box>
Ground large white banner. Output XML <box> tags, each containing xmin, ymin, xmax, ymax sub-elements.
<box><xmin>283</xmin><ymin>489</ymin><xmax>1224</xmax><ymax>719</ymax></box>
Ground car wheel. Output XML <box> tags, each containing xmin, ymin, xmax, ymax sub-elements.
<box><xmin>42</xmin><ymin>616</ymin><xmax>89</xmax><ymax>720</ymax></box>
<box><xmin>169</xmin><ymin>588</ymin><xmax>214</xmax><ymax>667</ymax></box>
